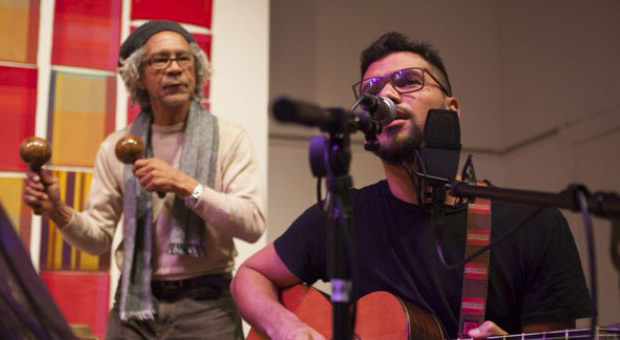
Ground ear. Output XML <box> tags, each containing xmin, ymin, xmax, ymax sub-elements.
<box><xmin>447</xmin><ymin>96</ymin><xmax>460</xmax><ymax>117</ymax></box>
<box><xmin>138</xmin><ymin>76</ymin><xmax>146</xmax><ymax>90</ymax></box>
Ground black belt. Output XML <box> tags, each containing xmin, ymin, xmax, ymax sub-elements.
<box><xmin>151</xmin><ymin>273</ymin><xmax>232</xmax><ymax>301</ymax></box>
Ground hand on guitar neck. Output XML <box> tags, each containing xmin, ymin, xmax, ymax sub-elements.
<box><xmin>467</xmin><ymin>320</ymin><xmax>508</xmax><ymax>338</ymax></box>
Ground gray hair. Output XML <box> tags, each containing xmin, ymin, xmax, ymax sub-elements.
<box><xmin>118</xmin><ymin>42</ymin><xmax>212</xmax><ymax>110</ymax></box>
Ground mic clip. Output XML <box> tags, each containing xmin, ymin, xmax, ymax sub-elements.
<box><xmin>363</xmin><ymin>129</ymin><xmax>381</xmax><ymax>151</ymax></box>
<box><xmin>454</xmin><ymin>154</ymin><xmax>477</xmax><ymax>207</ymax></box>
<box><xmin>349</xmin><ymin>95</ymin><xmax>395</xmax><ymax>152</ymax></box>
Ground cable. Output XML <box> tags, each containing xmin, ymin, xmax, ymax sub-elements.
<box><xmin>317</xmin><ymin>177</ymin><xmax>327</xmax><ymax>214</ymax></box>
<box><xmin>576</xmin><ymin>189</ymin><xmax>598</xmax><ymax>338</ymax></box>
<box><xmin>434</xmin><ymin>205</ymin><xmax>547</xmax><ymax>271</ymax></box>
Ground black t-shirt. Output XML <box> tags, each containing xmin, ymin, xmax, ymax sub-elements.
<box><xmin>274</xmin><ymin>180</ymin><xmax>591</xmax><ymax>338</ymax></box>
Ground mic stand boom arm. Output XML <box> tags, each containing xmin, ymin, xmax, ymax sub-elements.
<box><xmin>446</xmin><ymin>179</ymin><xmax>620</xmax><ymax>338</ymax></box>
<box><xmin>448</xmin><ymin>181</ymin><xmax>620</xmax><ymax>219</ymax></box>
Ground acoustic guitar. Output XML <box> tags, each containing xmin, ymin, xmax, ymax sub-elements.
<box><xmin>247</xmin><ymin>284</ymin><xmax>620</xmax><ymax>339</ymax></box>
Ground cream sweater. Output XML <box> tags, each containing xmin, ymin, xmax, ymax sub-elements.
<box><xmin>58</xmin><ymin>119</ymin><xmax>266</xmax><ymax>279</ymax></box>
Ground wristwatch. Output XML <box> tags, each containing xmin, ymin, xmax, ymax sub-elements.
<box><xmin>184</xmin><ymin>183</ymin><xmax>204</xmax><ymax>208</ymax></box>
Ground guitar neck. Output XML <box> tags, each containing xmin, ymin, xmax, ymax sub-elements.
<box><xmin>467</xmin><ymin>327</ymin><xmax>620</xmax><ymax>339</ymax></box>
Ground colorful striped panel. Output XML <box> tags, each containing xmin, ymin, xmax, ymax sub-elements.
<box><xmin>0</xmin><ymin>0</ymin><xmax>39</xmax><ymax>64</ymax></box>
<box><xmin>0</xmin><ymin>65</ymin><xmax>37</xmax><ymax>171</ymax></box>
<box><xmin>52</xmin><ymin>0</ymin><xmax>122</xmax><ymax>71</ymax></box>
<box><xmin>0</xmin><ymin>177</ymin><xmax>32</xmax><ymax>248</ymax></box>
<box><xmin>131</xmin><ymin>0</ymin><xmax>213</xmax><ymax>28</ymax></box>
<box><xmin>47</xmin><ymin>71</ymin><xmax>116</xmax><ymax>167</ymax></box>
<box><xmin>39</xmin><ymin>170</ymin><xmax>111</xmax><ymax>271</ymax></box>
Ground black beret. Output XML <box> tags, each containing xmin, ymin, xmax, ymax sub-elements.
<box><xmin>118</xmin><ymin>20</ymin><xmax>195</xmax><ymax>64</ymax></box>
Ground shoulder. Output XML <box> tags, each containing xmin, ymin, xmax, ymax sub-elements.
<box><xmin>350</xmin><ymin>180</ymin><xmax>392</xmax><ymax>207</ymax></box>
<box><xmin>352</xmin><ymin>180</ymin><xmax>388</xmax><ymax>197</ymax></box>
<box><xmin>490</xmin><ymin>200</ymin><xmax>572</xmax><ymax>258</ymax></box>
<box><xmin>100</xmin><ymin>126</ymin><xmax>131</xmax><ymax>153</ymax></box>
<box><xmin>215</xmin><ymin>118</ymin><xmax>254</xmax><ymax>153</ymax></box>
<box><xmin>491</xmin><ymin>200</ymin><xmax>566</xmax><ymax>232</ymax></box>
<box><xmin>95</xmin><ymin>126</ymin><xmax>132</xmax><ymax>162</ymax></box>
<box><xmin>217</xmin><ymin>118</ymin><xmax>249</xmax><ymax>141</ymax></box>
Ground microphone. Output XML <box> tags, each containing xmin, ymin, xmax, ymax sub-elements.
<box><xmin>272</xmin><ymin>96</ymin><xmax>377</xmax><ymax>134</ymax></box>
<box><xmin>359</xmin><ymin>94</ymin><xmax>396</xmax><ymax>127</ymax></box>
<box><xmin>419</xmin><ymin>109</ymin><xmax>461</xmax><ymax>185</ymax></box>
<box><xmin>273</xmin><ymin>97</ymin><xmax>346</xmax><ymax>131</ymax></box>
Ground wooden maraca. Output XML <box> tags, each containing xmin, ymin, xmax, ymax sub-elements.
<box><xmin>115</xmin><ymin>135</ymin><xmax>165</xmax><ymax>198</ymax></box>
<box><xmin>19</xmin><ymin>136</ymin><xmax>51</xmax><ymax>172</ymax></box>
<box><xmin>115</xmin><ymin>134</ymin><xmax>145</xmax><ymax>164</ymax></box>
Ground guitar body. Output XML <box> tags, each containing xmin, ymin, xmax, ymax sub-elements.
<box><xmin>247</xmin><ymin>284</ymin><xmax>445</xmax><ymax>339</ymax></box>
<box><xmin>247</xmin><ymin>284</ymin><xmax>620</xmax><ymax>339</ymax></box>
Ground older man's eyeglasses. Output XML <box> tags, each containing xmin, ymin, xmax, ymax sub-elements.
<box><xmin>352</xmin><ymin>67</ymin><xmax>451</xmax><ymax>99</ymax></box>
<box><xmin>146</xmin><ymin>53</ymin><xmax>194</xmax><ymax>69</ymax></box>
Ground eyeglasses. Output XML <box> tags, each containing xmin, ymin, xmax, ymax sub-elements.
<box><xmin>146</xmin><ymin>53</ymin><xmax>194</xmax><ymax>70</ymax></box>
<box><xmin>351</xmin><ymin>67</ymin><xmax>451</xmax><ymax>99</ymax></box>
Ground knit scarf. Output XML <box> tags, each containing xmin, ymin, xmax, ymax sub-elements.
<box><xmin>119</xmin><ymin>101</ymin><xmax>219</xmax><ymax>321</ymax></box>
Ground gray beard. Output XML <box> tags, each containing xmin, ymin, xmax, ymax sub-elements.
<box><xmin>373</xmin><ymin>122</ymin><xmax>424</xmax><ymax>165</ymax></box>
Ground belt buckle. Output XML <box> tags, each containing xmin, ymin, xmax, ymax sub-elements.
<box><xmin>158</xmin><ymin>279</ymin><xmax>184</xmax><ymax>290</ymax></box>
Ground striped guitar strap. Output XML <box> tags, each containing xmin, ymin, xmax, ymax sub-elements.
<box><xmin>457</xmin><ymin>195</ymin><xmax>492</xmax><ymax>338</ymax></box>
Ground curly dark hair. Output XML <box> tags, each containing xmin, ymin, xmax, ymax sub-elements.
<box><xmin>360</xmin><ymin>32</ymin><xmax>452</xmax><ymax>96</ymax></box>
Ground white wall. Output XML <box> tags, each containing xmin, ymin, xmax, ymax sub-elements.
<box><xmin>211</xmin><ymin>0</ymin><xmax>270</xmax><ymax>271</ymax></box>
<box><xmin>269</xmin><ymin>0</ymin><xmax>620</xmax><ymax>329</ymax></box>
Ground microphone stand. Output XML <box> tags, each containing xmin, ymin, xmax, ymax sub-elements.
<box><xmin>271</xmin><ymin>96</ymin><xmax>397</xmax><ymax>339</ymax></box>
<box><xmin>308</xmin><ymin>108</ymin><xmax>357</xmax><ymax>340</ymax></box>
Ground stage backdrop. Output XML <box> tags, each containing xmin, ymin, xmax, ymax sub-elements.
<box><xmin>0</xmin><ymin>0</ymin><xmax>269</xmax><ymax>338</ymax></box>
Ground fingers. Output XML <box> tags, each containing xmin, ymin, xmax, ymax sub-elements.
<box><xmin>468</xmin><ymin>320</ymin><xmax>508</xmax><ymax>338</ymax></box>
<box><xmin>23</xmin><ymin>184</ymin><xmax>47</xmax><ymax>215</ymax></box>
<box><xmin>39</xmin><ymin>169</ymin><xmax>58</xmax><ymax>186</ymax></box>
<box><xmin>133</xmin><ymin>158</ymin><xmax>178</xmax><ymax>193</ymax></box>
<box><xmin>23</xmin><ymin>169</ymin><xmax>62</xmax><ymax>215</ymax></box>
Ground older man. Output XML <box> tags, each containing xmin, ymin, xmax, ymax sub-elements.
<box><xmin>231</xmin><ymin>32</ymin><xmax>590</xmax><ymax>339</ymax></box>
<box><xmin>23</xmin><ymin>21</ymin><xmax>265</xmax><ymax>339</ymax></box>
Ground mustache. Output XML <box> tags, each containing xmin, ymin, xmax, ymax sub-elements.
<box><xmin>394</xmin><ymin>107</ymin><xmax>413</xmax><ymax>120</ymax></box>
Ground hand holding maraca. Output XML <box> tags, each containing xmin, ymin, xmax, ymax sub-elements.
<box><xmin>115</xmin><ymin>135</ymin><xmax>192</xmax><ymax>198</ymax></box>
<box><xmin>20</xmin><ymin>137</ymin><xmax>71</xmax><ymax>223</ymax></box>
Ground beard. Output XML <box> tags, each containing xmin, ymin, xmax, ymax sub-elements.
<box><xmin>372</xmin><ymin>120</ymin><xmax>424</xmax><ymax>165</ymax></box>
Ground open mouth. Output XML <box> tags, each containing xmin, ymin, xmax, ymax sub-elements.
<box><xmin>383</xmin><ymin>110</ymin><xmax>409</xmax><ymax>129</ymax></box>
<box><xmin>393</xmin><ymin>110</ymin><xmax>409</xmax><ymax>121</ymax></box>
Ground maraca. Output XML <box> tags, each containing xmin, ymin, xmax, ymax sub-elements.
<box><xmin>115</xmin><ymin>135</ymin><xmax>164</xmax><ymax>198</ymax></box>
<box><xmin>115</xmin><ymin>134</ymin><xmax>145</xmax><ymax>164</ymax></box>
<box><xmin>19</xmin><ymin>136</ymin><xmax>51</xmax><ymax>172</ymax></box>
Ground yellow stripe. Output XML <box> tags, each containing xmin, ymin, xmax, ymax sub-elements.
<box><xmin>71</xmin><ymin>246</ymin><xmax>77</xmax><ymax>270</ymax></box>
<box><xmin>80</xmin><ymin>252</ymin><xmax>99</xmax><ymax>270</ymax></box>
<box><xmin>53</xmin><ymin>170</ymin><xmax>68</xmax><ymax>269</ymax></box>
<box><xmin>46</xmin><ymin>220</ymin><xmax>54</xmax><ymax>269</ymax></box>
<box><xmin>76</xmin><ymin>172</ymin><xmax>99</xmax><ymax>270</ymax></box>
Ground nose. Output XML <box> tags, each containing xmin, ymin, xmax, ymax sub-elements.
<box><xmin>165</xmin><ymin>58</ymin><xmax>183</xmax><ymax>74</ymax></box>
<box><xmin>378</xmin><ymin>81</ymin><xmax>402</xmax><ymax>104</ymax></box>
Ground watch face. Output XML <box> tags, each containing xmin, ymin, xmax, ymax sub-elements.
<box><xmin>185</xmin><ymin>184</ymin><xmax>203</xmax><ymax>208</ymax></box>
<box><xmin>185</xmin><ymin>195</ymin><xmax>197</xmax><ymax>208</ymax></box>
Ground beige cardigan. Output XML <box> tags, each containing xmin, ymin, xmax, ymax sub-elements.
<box><xmin>58</xmin><ymin>118</ymin><xmax>266</xmax><ymax>278</ymax></box>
